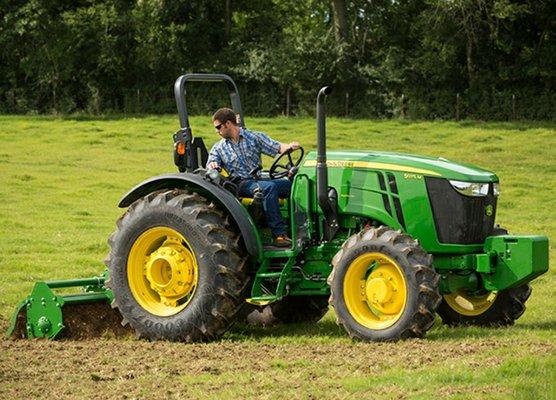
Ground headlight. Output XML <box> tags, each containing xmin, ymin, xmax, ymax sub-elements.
<box><xmin>449</xmin><ymin>180</ymin><xmax>490</xmax><ymax>197</ymax></box>
<box><xmin>493</xmin><ymin>182</ymin><xmax>500</xmax><ymax>197</ymax></box>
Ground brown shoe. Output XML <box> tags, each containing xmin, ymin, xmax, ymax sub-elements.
<box><xmin>273</xmin><ymin>234</ymin><xmax>292</xmax><ymax>247</ymax></box>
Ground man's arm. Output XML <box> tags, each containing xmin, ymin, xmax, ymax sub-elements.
<box><xmin>206</xmin><ymin>145</ymin><xmax>222</xmax><ymax>170</ymax></box>
<box><xmin>255</xmin><ymin>131</ymin><xmax>300</xmax><ymax>157</ymax></box>
<box><xmin>279</xmin><ymin>141</ymin><xmax>300</xmax><ymax>154</ymax></box>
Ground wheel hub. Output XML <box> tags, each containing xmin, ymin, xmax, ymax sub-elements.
<box><xmin>145</xmin><ymin>241</ymin><xmax>195</xmax><ymax>307</ymax></box>
<box><xmin>363</xmin><ymin>267</ymin><xmax>404</xmax><ymax>315</ymax></box>
<box><xmin>344</xmin><ymin>252</ymin><xmax>408</xmax><ymax>330</ymax></box>
<box><xmin>365</xmin><ymin>278</ymin><xmax>392</xmax><ymax>305</ymax></box>
<box><xmin>127</xmin><ymin>227</ymin><xmax>199</xmax><ymax>316</ymax></box>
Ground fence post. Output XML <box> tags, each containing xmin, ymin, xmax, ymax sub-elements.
<box><xmin>345</xmin><ymin>92</ymin><xmax>349</xmax><ymax>117</ymax></box>
<box><xmin>400</xmin><ymin>94</ymin><xmax>407</xmax><ymax>119</ymax></box>
<box><xmin>456</xmin><ymin>93</ymin><xmax>460</xmax><ymax>121</ymax></box>
<box><xmin>512</xmin><ymin>94</ymin><xmax>516</xmax><ymax>120</ymax></box>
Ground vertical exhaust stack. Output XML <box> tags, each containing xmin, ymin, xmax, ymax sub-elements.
<box><xmin>316</xmin><ymin>86</ymin><xmax>339</xmax><ymax>241</ymax></box>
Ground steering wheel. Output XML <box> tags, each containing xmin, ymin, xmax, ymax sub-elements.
<box><xmin>269</xmin><ymin>147</ymin><xmax>305</xmax><ymax>179</ymax></box>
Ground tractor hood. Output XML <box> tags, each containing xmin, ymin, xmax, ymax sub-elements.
<box><xmin>301</xmin><ymin>150</ymin><xmax>498</xmax><ymax>182</ymax></box>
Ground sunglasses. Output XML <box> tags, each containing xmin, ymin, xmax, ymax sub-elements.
<box><xmin>215</xmin><ymin>122</ymin><xmax>225</xmax><ymax>131</ymax></box>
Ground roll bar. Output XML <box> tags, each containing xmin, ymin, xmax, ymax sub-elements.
<box><xmin>172</xmin><ymin>73</ymin><xmax>245</xmax><ymax>172</ymax></box>
<box><xmin>174</xmin><ymin>73</ymin><xmax>245</xmax><ymax>129</ymax></box>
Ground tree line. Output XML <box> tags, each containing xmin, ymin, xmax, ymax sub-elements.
<box><xmin>0</xmin><ymin>0</ymin><xmax>554</xmax><ymax>119</ymax></box>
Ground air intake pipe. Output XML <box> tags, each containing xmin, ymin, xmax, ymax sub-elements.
<box><xmin>316</xmin><ymin>86</ymin><xmax>339</xmax><ymax>241</ymax></box>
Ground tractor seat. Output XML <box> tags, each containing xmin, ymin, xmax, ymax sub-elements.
<box><xmin>240</xmin><ymin>198</ymin><xmax>287</xmax><ymax>206</ymax></box>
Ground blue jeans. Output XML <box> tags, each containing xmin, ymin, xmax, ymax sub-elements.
<box><xmin>238</xmin><ymin>179</ymin><xmax>291</xmax><ymax>237</ymax></box>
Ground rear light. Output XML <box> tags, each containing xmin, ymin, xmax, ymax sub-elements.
<box><xmin>176</xmin><ymin>141</ymin><xmax>186</xmax><ymax>155</ymax></box>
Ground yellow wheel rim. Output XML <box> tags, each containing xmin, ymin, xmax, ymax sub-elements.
<box><xmin>343</xmin><ymin>253</ymin><xmax>407</xmax><ymax>330</ymax></box>
<box><xmin>127</xmin><ymin>227</ymin><xmax>198</xmax><ymax>317</ymax></box>
<box><xmin>444</xmin><ymin>290</ymin><xmax>497</xmax><ymax>316</ymax></box>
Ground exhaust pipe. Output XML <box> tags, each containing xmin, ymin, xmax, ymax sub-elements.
<box><xmin>316</xmin><ymin>86</ymin><xmax>338</xmax><ymax>241</ymax></box>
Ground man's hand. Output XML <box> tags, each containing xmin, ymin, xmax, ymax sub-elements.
<box><xmin>207</xmin><ymin>162</ymin><xmax>220</xmax><ymax>170</ymax></box>
<box><xmin>289</xmin><ymin>141</ymin><xmax>300</xmax><ymax>150</ymax></box>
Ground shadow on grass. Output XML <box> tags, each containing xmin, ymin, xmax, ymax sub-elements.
<box><xmin>427</xmin><ymin>326</ymin><xmax>515</xmax><ymax>341</ymax></box>
<box><xmin>421</xmin><ymin>319</ymin><xmax>556</xmax><ymax>342</ymax></box>
<box><xmin>226</xmin><ymin>317</ymin><xmax>556</xmax><ymax>343</ymax></box>
<box><xmin>225</xmin><ymin>319</ymin><xmax>346</xmax><ymax>342</ymax></box>
<box><xmin>514</xmin><ymin>320</ymin><xmax>556</xmax><ymax>331</ymax></box>
<box><xmin>3</xmin><ymin>316</ymin><xmax>552</xmax><ymax>343</ymax></box>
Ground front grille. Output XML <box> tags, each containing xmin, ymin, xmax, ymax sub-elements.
<box><xmin>425</xmin><ymin>177</ymin><xmax>497</xmax><ymax>244</ymax></box>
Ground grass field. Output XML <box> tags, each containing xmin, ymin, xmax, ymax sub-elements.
<box><xmin>0</xmin><ymin>115</ymin><xmax>554</xmax><ymax>399</ymax></box>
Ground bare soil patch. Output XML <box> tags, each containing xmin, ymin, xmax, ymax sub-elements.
<box><xmin>1</xmin><ymin>336</ymin><xmax>553</xmax><ymax>399</ymax></box>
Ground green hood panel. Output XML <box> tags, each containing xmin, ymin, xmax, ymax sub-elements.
<box><xmin>301</xmin><ymin>151</ymin><xmax>498</xmax><ymax>182</ymax></box>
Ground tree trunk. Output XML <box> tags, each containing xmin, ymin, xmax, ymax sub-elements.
<box><xmin>285</xmin><ymin>87</ymin><xmax>291</xmax><ymax>117</ymax></box>
<box><xmin>331</xmin><ymin>0</ymin><xmax>348</xmax><ymax>45</ymax></box>
<box><xmin>465</xmin><ymin>34</ymin><xmax>476</xmax><ymax>88</ymax></box>
<box><xmin>331</xmin><ymin>0</ymin><xmax>351</xmax><ymax>91</ymax></box>
<box><xmin>224</xmin><ymin>0</ymin><xmax>232</xmax><ymax>46</ymax></box>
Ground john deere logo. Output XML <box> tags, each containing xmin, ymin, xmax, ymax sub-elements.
<box><xmin>485</xmin><ymin>205</ymin><xmax>493</xmax><ymax>216</ymax></box>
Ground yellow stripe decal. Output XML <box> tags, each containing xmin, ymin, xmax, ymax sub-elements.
<box><xmin>303</xmin><ymin>159</ymin><xmax>441</xmax><ymax>176</ymax></box>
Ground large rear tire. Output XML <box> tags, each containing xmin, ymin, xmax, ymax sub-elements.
<box><xmin>105</xmin><ymin>189</ymin><xmax>247</xmax><ymax>342</ymax></box>
<box><xmin>328</xmin><ymin>227</ymin><xmax>441</xmax><ymax>341</ymax></box>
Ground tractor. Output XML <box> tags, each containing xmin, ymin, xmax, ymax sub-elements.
<box><xmin>8</xmin><ymin>73</ymin><xmax>549</xmax><ymax>342</ymax></box>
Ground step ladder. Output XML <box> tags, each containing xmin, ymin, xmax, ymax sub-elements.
<box><xmin>246</xmin><ymin>248</ymin><xmax>298</xmax><ymax>306</ymax></box>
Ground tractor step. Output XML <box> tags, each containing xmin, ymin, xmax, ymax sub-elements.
<box><xmin>255</xmin><ymin>272</ymin><xmax>282</xmax><ymax>279</ymax></box>
<box><xmin>245</xmin><ymin>295</ymin><xmax>281</xmax><ymax>306</ymax></box>
<box><xmin>250</xmin><ymin>256</ymin><xmax>298</xmax><ymax>302</ymax></box>
<box><xmin>263</xmin><ymin>249</ymin><xmax>297</xmax><ymax>258</ymax></box>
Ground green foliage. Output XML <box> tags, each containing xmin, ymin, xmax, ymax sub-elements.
<box><xmin>0</xmin><ymin>0</ymin><xmax>554</xmax><ymax>119</ymax></box>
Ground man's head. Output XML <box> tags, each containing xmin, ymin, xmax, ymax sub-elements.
<box><xmin>212</xmin><ymin>108</ymin><xmax>238</xmax><ymax>139</ymax></box>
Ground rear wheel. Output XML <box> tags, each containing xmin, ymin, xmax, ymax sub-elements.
<box><xmin>105</xmin><ymin>189</ymin><xmax>247</xmax><ymax>342</ymax></box>
<box><xmin>328</xmin><ymin>227</ymin><xmax>441</xmax><ymax>341</ymax></box>
<box><xmin>241</xmin><ymin>295</ymin><xmax>329</xmax><ymax>326</ymax></box>
<box><xmin>436</xmin><ymin>226</ymin><xmax>533</xmax><ymax>326</ymax></box>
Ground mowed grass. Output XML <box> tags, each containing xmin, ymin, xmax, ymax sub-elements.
<box><xmin>0</xmin><ymin>115</ymin><xmax>554</xmax><ymax>399</ymax></box>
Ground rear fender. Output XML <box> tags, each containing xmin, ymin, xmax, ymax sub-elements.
<box><xmin>119</xmin><ymin>173</ymin><xmax>263</xmax><ymax>260</ymax></box>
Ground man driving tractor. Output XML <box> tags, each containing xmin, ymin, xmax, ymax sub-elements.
<box><xmin>207</xmin><ymin>107</ymin><xmax>300</xmax><ymax>247</ymax></box>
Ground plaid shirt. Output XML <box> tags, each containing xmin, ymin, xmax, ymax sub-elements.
<box><xmin>207</xmin><ymin>128</ymin><xmax>281</xmax><ymax>179</ymax></box>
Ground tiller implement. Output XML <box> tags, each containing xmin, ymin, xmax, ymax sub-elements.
<box><xmin>8</xmin><ymin>274</ymin><xmax>127</xmax><ymax>339</ymax></box>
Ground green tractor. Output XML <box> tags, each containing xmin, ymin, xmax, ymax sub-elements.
<box><xmin>8</xmin><ymin>74</ymin><xmax>549</xmax><ymax>342</ymax></box>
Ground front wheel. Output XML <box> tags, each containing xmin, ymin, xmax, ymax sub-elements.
<box><xmin>436</xmin><ymin>225</ymin><xmax>533</xmax><ymax>327</ymax></box>
<box><xmin>328</xmin><ymin>227</ymin><xmax>441</xmax><ymax>341</ymax></box>
<box><xmin>436</xmin><ymin>285</ymin><xmax>532</xmax><ymax>326</ymax></box>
